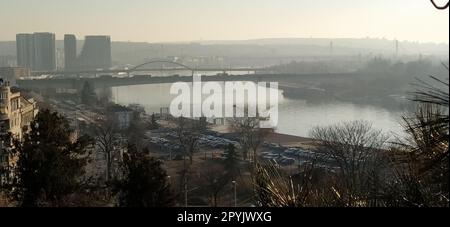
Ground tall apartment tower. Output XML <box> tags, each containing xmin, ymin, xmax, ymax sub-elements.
<box><xmin>16</xmin><ymin>34</ymin><xmax>34</xmax><ymax>69</ymax></box>
<box><xmin>32</xmin><ymin>32</ymin><xmax>56</xmax><ymax>71</ymax></box>
<box><xmin>16</xmin><ymin>32</ymin><xmax>56</xmax><ymax>71</ymax></box>
<box><xmin>64</xmin><ymin>34</ymin><xmax>77</xmax><ymax>70</ymax></box>
<box><xmin>77</xmin><ymin>36</ymin><xmax>111</xmax><ymax>70</ymax></box>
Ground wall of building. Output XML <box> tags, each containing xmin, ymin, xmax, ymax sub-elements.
<box><xmin>16</xmin><ymin>33</ymin><xmax>56</xmax><ymax>71</ymax></box>
<box><xmin>77</xmin><ymin>36</ymin><xmax>111</xmax><ymax>70</ymax></box>
<box><xmin>1</xmin><ymin>80</ymin><xmax>38</xmax><ymax>184</ymax></box>
<box><xmin>64</xmin><ymin>34</ymin><xmax>77</xmax><ymax>70</ymax></box>
<box><xmin>0</xmin><ymin>80</ymin><xmax>37</xmax><ymax>140</ymax></box>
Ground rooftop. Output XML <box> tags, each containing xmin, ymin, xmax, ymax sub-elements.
<box><xmin>106</xmin><ymin>104</ymin><xmax>133</xmax><ymax>113</ymax></box>
<box><xmin>10</xmin><ymin>86</ymin><xmax>21</xmax><ymax>94</ymax></box>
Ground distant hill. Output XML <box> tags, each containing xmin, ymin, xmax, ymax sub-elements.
<box><xmin>1</xmin><ymin>38</ymin><xmax>448</xmax><ymax>67</ymax></box>
<box><xmin>199</xmin><ymin>38</ymin><xmax>449</xmax><ymax>54</ymax></box>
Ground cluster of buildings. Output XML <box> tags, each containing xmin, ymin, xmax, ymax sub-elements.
<box><xmin>16</xmin><ymin>32</ymin><xmax>112</xmax><ymax>71</ymax></box>
<box><xmin>16</xmin><ymin>32</ymin><xmax>56</xmax><ymax>71</ymax></box>
<box><xmin>0</xmin><ymin>32</ymin><xmax>113</xmax><ymax>184</ymax></box>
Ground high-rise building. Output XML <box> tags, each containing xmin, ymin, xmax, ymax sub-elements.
<box><xmin>64</xmin><ymin>34</ymin><xmax>77</xmax><ymax>70</ymax></box>
<box><xmin>15</xmin><ymin>32</ymin><xmax>56</xmax><ymax>71</ymax></box>
<box><xmin>77</xmin><ymin>36</ymin><xmax>111</xmax><ymax>70</ymax></box>
<box><xmin>16</xmin><ymin>34</ymin><xmax>34</xmax><ymax>69</ymax></box>
<box><xmin>32</xmin><ymin>32</ymin><xmax>56</xmax><ymax>71</ymax></box>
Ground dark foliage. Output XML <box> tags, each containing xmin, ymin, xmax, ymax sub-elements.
<box><xmin>5</xmin><ymin>109</ymin><xmax>92</xmax><ymax>206</ymax></box>
<box><xmin>115</xmin><ymin>144</ymin><xmax>174</xmax><ymax>207</ymax></box>
<box><xmin>80</xmin><ymin>81</ymin><xmax>97</xmax><ymax>106</ymax></box>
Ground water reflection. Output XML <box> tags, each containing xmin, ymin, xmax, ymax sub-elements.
<box><xmin>111</xmin><ymin>83</ymin><xmax>406</xmax><ymax>138</ymax></box>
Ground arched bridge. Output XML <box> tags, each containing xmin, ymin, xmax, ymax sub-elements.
<box><xmin>128</xmin><ymin>59</ymin><xmax>195</xmax><ymax>76</ymax></box>
<box><xmin>130</xmin><ymin>59</ymin><xmax>194</xmax><ymax>71</ymax></box>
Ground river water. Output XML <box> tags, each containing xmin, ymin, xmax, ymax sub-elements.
<box><xmin>111</xmin><ymin>82</ymin><xmax>407</xmax><ymax>138</ymax></box>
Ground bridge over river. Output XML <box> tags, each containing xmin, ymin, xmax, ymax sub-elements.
<box><xmin>31</xmin><ymin>59</ymin><xmax>266</xmax><ymax>77</ymax></box>
<box><xmin>17</xmin><ymin>73</ymin><xmax>356</xmax><ymax>91</ymax></box>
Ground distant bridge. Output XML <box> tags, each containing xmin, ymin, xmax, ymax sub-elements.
<box><xmin>31</xmin><ymin>59</ymin><xmax>266</xmax><ymax>76</ymax></box>
<box><xmin>18</xmin><ymin>73</ymin><xmax>273</xmax><ymax>90</ymax></box>
<box><xmin>17</xmin><ymin>72</ymin><xmax>356</xmax><ymax>91</ymax></box>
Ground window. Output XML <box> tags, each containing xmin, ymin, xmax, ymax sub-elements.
<box><xmin>0</xmin><ymin>92</ymin><xmax>7</xmax><ymax>99</ymax></box>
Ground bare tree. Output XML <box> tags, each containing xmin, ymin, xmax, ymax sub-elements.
<box><xmin>176</xmin><ymin>117</ymin><xmax>203</xmax><ymax>165</ymax></box>
<box><xmin>125</xmin><ymin>114</ymin><xmax>147</xmax><ymax>151</ymax></box>
<box><xmin>310</xmin><ymin>120</ymin><xmax>388</xmax><ymax>206</ymax></box>
<box><xmin>229</xmin><ymin>117</ymin><xmax>272</xmax><ymax>165</ymax></box>
<box><xmin>228</xmin><ymin>117</ymin><xmax>252</xmax><ymax>161</ymax></box>
<box><xmin>175</xmin><ymin>117</ymin><xmax>205</xmax><ymax>203</ymax></box>
<box><xmin>223</xmin><ymin>143</ymin><xmax>241</xmax><ymax>181</ymax></box>
<box><xmin>198</xmin><ymin>162</ymin><xmax>230</xmax><ymax>207</ymax></box>
<box><xmin>95</xmin><ymin>120</ymin><xmax>118</xmax><ymax>183</ymax></box>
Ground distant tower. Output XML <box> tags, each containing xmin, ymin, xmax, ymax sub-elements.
<box><xmin>64</xmin><ymin>34</ymin><xmax>77</xmax><ymax>70</ymax></box>
<box><xmin>32</xmin><ymin>32</ymin><xmax>56</xmax><ymax>71</ymax></box>
<box><xmin>77</xmin><ymin>36</ymin><xmax>111</xmax><ymax>70</ymax></box>
<box><xmin>16</xmin><ymin>33</ymin><xmax>34</xmax><ymax>69</ymax></box>
<box><xmin>16</xmin><ymin>32</ymin><xmax>56</xmax><ymax>71</ymax></box>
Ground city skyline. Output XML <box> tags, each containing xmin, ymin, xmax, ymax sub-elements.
<box><xmin>0</xmin><ymin>0</ymin><xmax>448</xmax><ymax>44</ymax></box>
<box><xmin>1</xmin><ymin>0</ymin><xmax>448</xmax><ymax>210</ymax></box>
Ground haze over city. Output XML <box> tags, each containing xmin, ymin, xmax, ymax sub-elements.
<box><xmin>0</xmin><ymin>0</ymin><xmax>448</xmax><ymax>213</ymax></box>
<box><xmin>1</xmin><ymin>0</ymin><xmax>449</xmax><ymax>43</ymax></box>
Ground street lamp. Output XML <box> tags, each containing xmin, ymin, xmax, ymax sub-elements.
<box><xmin>232</xmin><ymin>180</ymin><xmax>237</xmax><ymax>207</ymax></box>
<box><xmin>184</xmin><ymin>178</ymin><xmax>199</xmax><ymax>208</ymax></box>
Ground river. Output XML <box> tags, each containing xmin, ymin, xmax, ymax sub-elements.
<box><xmin>111</xmin><ymin>83</ymin><xmax>407</xmax><ymax>138</ymax></box>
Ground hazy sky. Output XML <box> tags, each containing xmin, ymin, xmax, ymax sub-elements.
<box><xmin>1</xmin><ymin>0</ymin><xmax>448</xmax><ymax>43</ymax></box>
